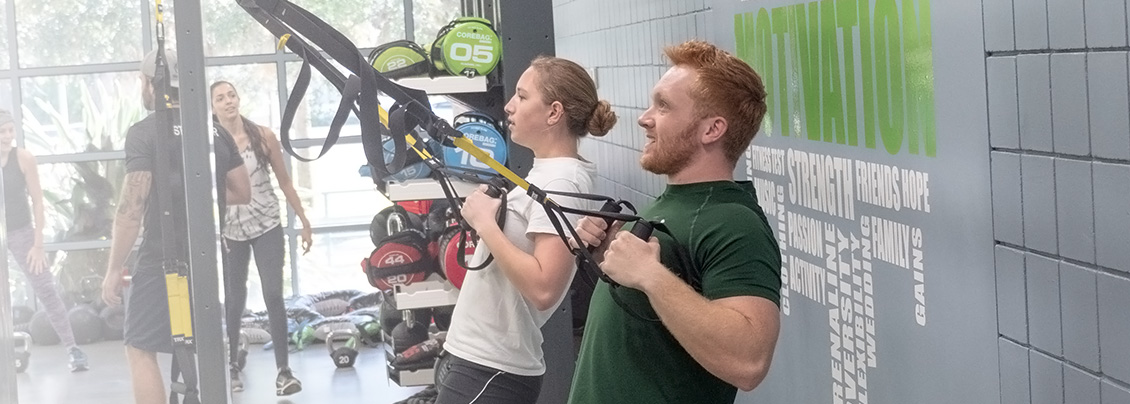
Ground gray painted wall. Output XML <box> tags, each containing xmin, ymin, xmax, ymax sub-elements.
<box><xmin>555</xmin><ymin>0</ymin><xmax>1130</xmax><ymax>403</ymax></box>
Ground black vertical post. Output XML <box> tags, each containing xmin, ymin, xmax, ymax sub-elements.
<box><xmin>496</xmin><ymin>4</ymin><xmax>572</xmax><ymax>404</ymax></box>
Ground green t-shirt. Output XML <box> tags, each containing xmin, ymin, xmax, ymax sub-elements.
<box><xmin>568</xmin><ymin>181</ymin><xmax>781</xmax><ymax>404</ymax></box>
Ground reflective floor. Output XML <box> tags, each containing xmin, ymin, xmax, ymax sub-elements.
<box><xmin>14</xmin><ymin>340</ymin><xmax>423</xmax><ymax>404</ymax></box>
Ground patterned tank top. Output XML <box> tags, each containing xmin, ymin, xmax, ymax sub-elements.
<box><xmin>223</xmin><ymin>145</ymin><xmax>281</xmax><ymax>240</ymax></box>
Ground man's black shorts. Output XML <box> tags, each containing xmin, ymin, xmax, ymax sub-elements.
<box><xmin>123</xmin><ymin>268</ymin><xmax>174</xmax><ymax>354</ymax></box>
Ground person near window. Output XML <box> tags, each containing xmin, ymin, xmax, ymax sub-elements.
<box><xmin>210</xmin><ymin>80</ymin><xmax>313</xmax><ymax>396</ymax></box>
<box><xmin>101</xmin><ymin>49</ymin><xmax>250</xmax><ymax>404</ymax></box>
<box><xmin>0</xmin><ymin>109</ymin><xmax>89</xmax><ymax>372</ymax></box>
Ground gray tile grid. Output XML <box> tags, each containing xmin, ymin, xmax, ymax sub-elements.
<box><xmin>1001</xmin><ymin>338</ymin><xmax>1033</xmax><ymax>404</ymax></box>
<box><xmin>1025</xmin><ymin>253</ymin><xmax>1063</xmax><ymax>355</ymax></box>
<box><xmin>1093</xmin><ymin>162</ymin><xmax>1130</xmax><ymax>273</ymax></box>
<box><xmin>1086</xmin><ymin>52</ymin><xmax>1130</xmax><ymax>160</ymax></box>
<box><xmin>1060</xmin><ymin>262</ymin><xmax>1101</xmax><ymax>372</ymax></box>
<box><xmin>1030</xmin><ymin>349</ymin><xmax>1064</xmax><ymax>404</ymax></box>
<box><xmin>1014</xmin><ymin>0</ymin><xmax>1050</xmax><ymax>50</ymax></box>
<box><xmin>1085</xmin><ymin>0</ymin><xmax>1129</xmax><ymax>48</ymax></box>
<box><xmin>1049</xmin><ymin>0</ymin><xmax>1086</xmax><ymax>49</ymax></box>
<box><xmin>1020</xmin><ymin>154</ymin><xmax>1058</xmax><ymax>254</ymax></box>
<box><xmin>1050</xmin><ymin>53</ymin><xmax>1090</xmax><ymax>156</ymax></box>
<box><xmin>996</xmin><ymin>245</ymin><xmax>1029</xmax><ymax>342</ymax></box>
<box><xmin>1065</xmin><ymin>365</ymin><xmax>1102</xmax><ymax>404</ymax></box>
<box><xmin>991</xmin><ymin>152</ymin><xmax>1024</xmax><ymax>246</ymax></box>
<box><xmin>1103</xmin><ymin>380</ymin><xmax>1130</xmax><ymax>404</ymax></box>
<box><xmin>988</xmin><ymin>56</ymin><xmax>1021</xmax><ymax>149</ymax></box>
<box><xmin>1017</xmin><ymin>54</ymin><xmax>1054</xmax><ymax>152</ymax></box>
<box><xmin>1053</xmin><ymin>158</ymin><xmax>1095</xmax><ymax>263</ymax></box>
<box><xmin>1098</xmin><ymin>272</ymin><xmax>1130</xmax><ymax>383</ymax></box>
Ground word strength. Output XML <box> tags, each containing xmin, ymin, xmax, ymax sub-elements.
<box><xmin>751</xmin><ymin>147</ymin><xmax>932</xmax><ymax>217</ymax></box>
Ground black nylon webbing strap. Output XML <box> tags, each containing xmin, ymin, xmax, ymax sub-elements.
<box><xmin>150</xmin><ymin>2</ymin><xmax>199</xmax><ymax>403</ymax></box>
<box><xmin>236</xmin><ymin>0</ymin><xmax>702</xmax><ymax>317</ymax></box>
<box><xmin>238</xmin><ymin>0</ymin><xmax>447</xmax><ymax>181</ymax></box>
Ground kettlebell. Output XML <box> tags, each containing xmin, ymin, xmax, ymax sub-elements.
<box><xmin>14</xmin><ymin>332</ymin><xmax>31</xmax><ymax>373</ymax></box>
<box><xmin>390</xmin><ymin>320</ymin><xmax>429</xmax><ymax>354</ymax></box>
<box><xmin>327</xmin><ymin>329</ymin><xmax>360</xmax><ymax>368</ymax></box>
<box><xmin>432</xmin><ymin>305</ymin><xmax>455</xmax><ymax>331</ymax></box>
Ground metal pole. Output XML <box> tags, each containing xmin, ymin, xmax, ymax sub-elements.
<box><xmin>171</xmin><ymin>1</ymin><xmax>227</xmax><ymax>403</ymax></box>
<box><xmin>0</xmin><ymin>161</ymin><xmax>16</xmax><ymax>404</ymax></box>
<box><xmin>404</xmin><ymin>0</ymin><xmax>415</xmax><ymax>42</ymax></box>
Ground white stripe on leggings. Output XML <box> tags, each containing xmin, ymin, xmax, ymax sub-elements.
<box><xmin>468</xmin><ymin>371</ymin><xmax>504</xmax><ymax>404</ymax></box>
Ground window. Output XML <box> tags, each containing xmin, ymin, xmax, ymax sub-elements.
<box><xmin>0</xmin><ymin>4</ymin><xmax>8</xmax><ymax>70</ymax></box>
<box><xmin>15</xmin><ymin>0</ymin><xmax>142</xmax><ymax>68</ymax></box>
<box><xmin>3</xmin><ymin>0</ymin><xmax>456</xmax><ymax>303</ymax></box>
<box><xmin>37</xmin><ymin>161</ymin><xmax>123</xmax><ymax>244</ymax></box>
<box><xmin>291</xmin><ymin>0</ymin><xmax>407</xmax><ymax>48</ymax></box>
<box><xmin>412</xmin><ymin>0</ymin><xmax>463</xmax><ymax>46</ymax></box>
<box><xmin>20</xmin><ymin>72</ymin><xmax>145</xmax><ymax>155</ymax></box>
<box><xmin>284</xmin><ymin>61</ymin><xmax>347</xmax><ymax>138</ymax></box>
<box><xmin>0</xmin><ymin>79</ymin><xmax>13</xmax><ymax>112</ymax></box>
<box><xmin>9</xmin><ymin>248</ymin><xmax>111</xmax><ymax>309</ymax></box>
<box><xmin>294</xmin><ymin>230</ymin><xmax>375</xmax><ymax>294</ymax></box>
<box><xmin>203</xmin><ymin>0</ymin><xmax>277</xmax><ymax>57</ymax></box>
<box><xmin>206</xmin><ymin>64</ymin><xmax>283</xmax><ymax>128</ymax></box>
<box><xmin>289</xmin><ymin>142</ymin><xmax>393</xmax><ymax>227</ymax></box>
<box><xmin>53</xmin><ymin>248</ymin><xmax>111</xmax><ymax>304</ymax></box>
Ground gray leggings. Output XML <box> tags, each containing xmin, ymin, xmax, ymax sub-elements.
<box><xmin>8</xmin><ymin>226</ymin><xmax>76</xmax><ymax>349</ymax></box>
<box><xmin>436</xmin><ymin>354</ymin><xmax>543</xmax><ymax>404</ymax></box>
<box><xmin>223</xmin><ymin>225</ymin><xmax>288</xmax><ymax>368</ymax></box>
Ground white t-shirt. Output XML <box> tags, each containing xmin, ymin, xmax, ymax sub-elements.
<box><xmin>444</xmin><ymin>157</ymin><xmax>597</xmax><ymax>376</ymax></box>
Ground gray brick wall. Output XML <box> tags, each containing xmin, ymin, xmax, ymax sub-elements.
<box><xmin>553</xmin><ymin>0</ymin><xmax>710</xmax><ymax>208</ymax></box>
<box><xmin>986</xmin><ymin>0</ymin><xmax>1130</xmax><ymax>401</ymax></box>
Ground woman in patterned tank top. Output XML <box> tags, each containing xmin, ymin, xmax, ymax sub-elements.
<box><xmin>211</xmin><ymin>81</ymin><xmax>312</xmax><ymax>396</ymax></box>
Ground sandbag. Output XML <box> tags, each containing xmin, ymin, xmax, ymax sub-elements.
<box><xmin>312</xmin><ymin>298</ymin><xmax>350</xmax><ymax>317</ymax></box>
<box><xmin>347</xmin><ymin>291</ymin><xmax>384</xmax><ymax>311</ymax></box>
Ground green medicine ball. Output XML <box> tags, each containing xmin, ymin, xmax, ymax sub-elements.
<box><xmin>368</xmin><ymin>40</ymin><xmax>431</xmax><ymax>79</ymax></box>
<box><xmin>430</xmin><ymin>17</ymin><xmax>502</xmax><ymax>77</ymax></box>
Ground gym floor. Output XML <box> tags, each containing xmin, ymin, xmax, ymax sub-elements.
<box><xmin>14</xmin><ymin>340</ymin><xmax>425</xmax><ymax>404</ymax></box>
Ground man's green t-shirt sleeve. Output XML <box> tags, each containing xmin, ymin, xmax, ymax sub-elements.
<box><xmin>693</xmin><ymin>203</ymin><xmax>782</xmax><ymax>305</ymax></box>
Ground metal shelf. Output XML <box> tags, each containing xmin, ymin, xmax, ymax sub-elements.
<box><xmin>393</xmin><ymin>75</ymin><xmax>488</xmax><ymax>94</ymax></box>
<box><xmin>393</xmin><ymin>279</ymin><xmax>461</xmax><ymax>310</ymax></box>
<box><xmin>388</xmin><ymin>363</ymin><xmax>436</xmax><ymax>387</ymax></box>
<box><xmin>386</xmin><ymin>178</ymin><xmax>479</xmax><ymax>202</ymax></box>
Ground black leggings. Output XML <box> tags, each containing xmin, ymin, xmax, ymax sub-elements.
<box><xmin>223</xmin><ymin>225</ymin><xmax>289</xmax><ymax>368</ymax></box>
<box><xmin>436</xmin><ymin>354</ymin><xmax>543</xmax><ymax>404</ymax></box>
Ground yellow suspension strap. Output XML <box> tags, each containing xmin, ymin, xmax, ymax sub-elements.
<box><xmin>151</xmin><ymin>1</ymin><xmax>200</xmax><ymax>403</ymax></box>
<box><xmin>425</xmin><ymin>122</ymin><xmax>653</xmax><ymax>283</ymax></box>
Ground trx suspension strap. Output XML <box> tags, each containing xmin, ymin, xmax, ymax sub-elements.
<box><xmin>236</xmin><ymin>0</ymin><xmax>700</xmax><ymax>314</ymax></box>
<box><xmin>237</xmin><ymin>0</ymin><xmax>440</xmax><ymax>181</ymax></box>
<box><xmin>150</xmin><ymin>2</ymin><xmax>199</xmax><ymax>403</ymax></box>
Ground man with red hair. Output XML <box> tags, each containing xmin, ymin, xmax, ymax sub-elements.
<box><xmin>568</xmin><ymin>40</ymin><xmax>782</xmax><ymax>403</ymax></box>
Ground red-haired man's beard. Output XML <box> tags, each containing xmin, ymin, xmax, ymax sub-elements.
<box><xmin>641</xmin><ymin>122</ymin><xmax>697</xmax><ymax>176</ymax></box>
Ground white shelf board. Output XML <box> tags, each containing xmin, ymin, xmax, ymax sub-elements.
<box><xmin>386</xmin><ymin>178</ymin><xmax>479</xmax><ymax>202</ymax></box>
<box><xmin>388</xmin><ymin>364</ymin><xmax>436</xmax><ymax>387</ymax></box>
<box><xmin>393</xmin><ymin>279</ymin><xmax>461</xmax><ymax>310</ymax></box>
<box><xmin>393</xmin><ymin>75</ymin><xmax>488</xmax><ymax>94</ymax></box>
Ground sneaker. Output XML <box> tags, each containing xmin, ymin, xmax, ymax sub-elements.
<box><xmin>230</xmin><ymin>366</ymin><xmax>244</xmax><ymax>392</ymax></box>
<box><xmin>68</xmin><ymin>347</ymin><xmax>88</xmax><ymax>372</ymax></box>
<box><xmin>275</xmin><ymin>367</ymin><xmax>302</xmax><ymax>396</ymax></box>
